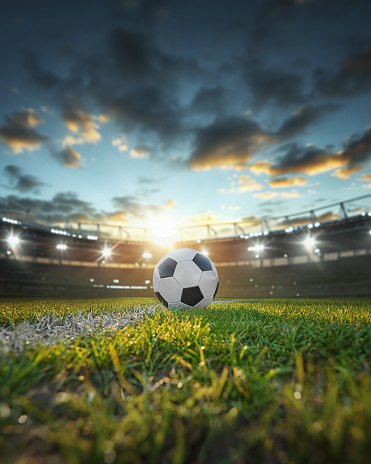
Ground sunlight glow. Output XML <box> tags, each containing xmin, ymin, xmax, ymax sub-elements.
<box><xmin>149</xmin><ymin>217</ymin><xmax>178</xmax><ymax>245</ymax></box>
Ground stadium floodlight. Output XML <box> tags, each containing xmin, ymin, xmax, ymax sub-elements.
<box><xmin>303</xmin><ymin>236</ymin><xmax>316</xmax><ymax>249</ymax></box>
<box><xmin>202</xmin><ymin>250</ymin><xmax>209</xmax><ymax>256</ymax></box>
<box><xmin>102</xmin><ymin>247</ymin><xmax>112</xmax><ymax>258</ymax></box>
<box><xmin>285</xmin><ymin>226</ymin><xmax>294</xmax><ymax>233</ymax></box>
<box><xmin>7</xmin><ymin>235</ymin><xmax>20</xmax><ymax>247</ymax></box>
<box><xmin>248</xmin><ymin>244</ymin><xmax>265</xmax><ymax>252</ymax></box>
<box><xmin>56</xmin><ymin>244</ymin><xmax>67</xmax><ymax>250</ymax></box>
<box><xmin>142</xmin><ymin>252</ymin><xmax>152</xmax><ymax>258</ymax></box>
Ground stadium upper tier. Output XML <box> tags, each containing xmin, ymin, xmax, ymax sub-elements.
<box><xmin>1</xmin><ymin>209</ymin><xmax>371</xmax><ymax>268</ymax></box>
<box><xmin>1</xmin><ymin>205</ymin><xmax>371</xmax><ymax>298</ymax></box>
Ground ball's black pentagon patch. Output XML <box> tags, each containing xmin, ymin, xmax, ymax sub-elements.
<box><xmin>193</xmin><ymin>253</ymin><xmax>212</xmax><ymax>271</ymax></box>
<box><xmin>159</xmin><ymin>258</ymin><xmax>177</xmax><ymax>278</ymax></box>
<box><xmin>155</xmin><ymin>291</ymin><xmax>168</xmax><ymax>308</ymax></box>
<box><xmin>181</xmin><ymin>286</ymin><xmax>203</xmax><ymax>307</ymax></box>
<box><xmin>213</xmin><ymin>281</ymin><xmax>219</xmax><ymax>299</ymax></box>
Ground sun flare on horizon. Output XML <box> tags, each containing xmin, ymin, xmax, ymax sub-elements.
<box><xmin>148</xmin><ymin>216</ymin><xmax>179</xmax><ymax>245</ymax></box>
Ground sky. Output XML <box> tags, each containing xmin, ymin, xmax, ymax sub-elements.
<box><xmin>1</xmin><ymin>0</ymin><xmax>371</xmax><ymax>239</ymax></box>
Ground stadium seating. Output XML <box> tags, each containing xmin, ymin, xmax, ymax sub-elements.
<box><xmin>1</xmin><ymin>214</ymin><xmax>371</xmax><ymax>298</ymax></box>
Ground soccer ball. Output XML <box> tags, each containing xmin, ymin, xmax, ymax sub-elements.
<box><xmin>153</xmin><ymin>248</ymin><xmax>219</xmax><ymax>309</ymax></box>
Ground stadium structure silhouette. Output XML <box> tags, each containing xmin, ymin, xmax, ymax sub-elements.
<box><xmin>1</xmin><ymin>195</ymin><xmax>371</xmax><ymax>298</ymax></box>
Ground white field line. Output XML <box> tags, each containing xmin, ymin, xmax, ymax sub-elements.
<box><xmin>0</xmin><ymin>305</ymin><xmax>161</xmax><ymax>354</ymax></box>
<box><xmin>0</xmin><ymin>300</ymin><xmax>247</xmax><ymax>354</ymax></box>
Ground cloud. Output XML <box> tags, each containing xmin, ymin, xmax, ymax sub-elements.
<box><xmin>10</xmin><ymin>108</ymin><xmax>44</xmax><ymax>128</ymax></box>
<box><xmin>62</xmin><ymin>106</ymin><xmax>106</xmax><ymax>143</ymax></box>
<box><xmin>22</xmin><ymin>51</ymin><xmax>60</xmax><ymax>89</ymax></box>
<box><xmin>112</xmin><ymin>195</ymin><xmax>162</xmax><ymax>219</ymax></box>
<box><xmin>269</xmin><ymin>177</ymin><xmax>307</xmax><ymax>188</ymax></box>
<box><xmin>188</xmin><ymin>105</ymin><xmax>332</xmax><ymax>170</ymax></box>
<box><xmin>243</xmin><ymin>59</ymin><xmax>307</xmax><ymax>109</ymax></box>
<box><xmin>112</xmin><ymin>136</ymin><xmax>128</xmax><ymax>152</ymax></box>
<box><xmin>276</xmin><ymin>104</ymin><xmax>338</xmax><ymax>140</ymax></box>
<box><xmin>253</xmin><ymin>190</ymin><xmax>300</xmax><ymax>200</ymax></box>
<box><xmin>130</xmin><ymin>145</ymin><xmax>150</xmax><ymax>158</ymax></box>
<box><xmin>137</xmin><ymin>176</ymin><xmax>162</xmax><ymax>184</ymax></box>
<box><xmin>165</xmin><ymin>200</ymin><xmax>176</xmax><ymax>209</ymax></box>
<box><xmin>189</xmin><ymin>86</ymin><xmax>229</xmax><ymax>115</ymax></box>
<box><xmin>249</xmin><ymin>125</ymin><xmax>371</xmax><ymax>177</ymax></box>
<box><xmin>52</xmin><ymin>146</ymin><xmax>82</xmax><ymax>168</ymax></box>
<box><xmin>188</xmin><ymin>116</ymin><xmax>268</xmax><ymax>170</ymax></box>
<box><xmin>1</xmin><ymin>192</ymin><xmax>104</xmax><ymax>224</ymax></box>
<box><xmin>237</xmin><ymin>175</ymin><xmax>264</xmax><ymax>192</ymax></box>
<box><xmin>314</xmin><ymin>48</ymin><xmax>371</xmax><ymax>98</ymax></box>
<box><xmin>3</xmin><ymin>165</ymin><xmax>46</xmax><ymax>193</ymax></box>
<box><xmin>253</xmin><ymin>191</ymin><xmax>280</xmax><ymax>200</ymax></box>
<box><xmin>0</xmin><ymin>109</ymin><xmax>47</xmax><ymax>154</ymax></box>
<box><xmin>361</xmin><ymin>173</ymin><xmax>371</xmax><ymax>181</ymax></box>
<box><xmin>332</xmin><ymin>166</ymin><xmax>363</xmax><ymax>179</ymax></box>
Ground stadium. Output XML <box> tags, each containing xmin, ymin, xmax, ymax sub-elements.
<box><xmin>2</xmin><ymin>1</ymin><xmax>371</xmax><ymax>462</ymax></box>
<box><xmin>1</xmin><ymin>194</ymin><xmax>371</xmax><ymax>299</ymax></box>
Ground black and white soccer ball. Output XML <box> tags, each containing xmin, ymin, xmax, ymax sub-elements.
<box><xmin>153</xmin><ymin>248</ymin><xmax>219</xmax><ymax>309</ymax></box>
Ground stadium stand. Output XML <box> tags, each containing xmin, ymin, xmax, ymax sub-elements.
<box><xmin>1</xmin><ymin>194</ymin><xmax>371</xmax><ymax>298</ymax></box>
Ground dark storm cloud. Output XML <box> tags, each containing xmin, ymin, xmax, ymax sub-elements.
<box><xmin>276</xmin><ymin>105</ymin><xmax>338</xmax><ymax>140</ymax></box>
<box><xmin>22</xmin><ymin>25</ymin><xmax>200</xmax><ymax>147</ymax></box>
<box><xmin>1</xmin><ymin>190</ymin><xmax>166</xmax><ymax>225</ymax></box>
<box><xmin>108</xmin><ymin>28</ymin><xmax>154</xmax><ymax>80</ymax></box>
<box><xmin>189</xmin><ymin>86</ymin><xmax>229</xmax><ymax>115</ymax></box>
<box><xmin>314</xmin><ymin>48</ymin><xmax>371</xmax><ymax>98</ymax></box>
<box><xmin>1</xmin><ymin>192</ymin><xmax>104</xmax><ymax>224</ymax></box>
<box><xmin>22</xmin><ymin>51</ymin><xmax>60</xmax><ymax>90</ymax></box>
<box><xmin>188</xmin><ymin>116</ymin><xmax>266</xmax><ymax>170</ymax></box>
<box><xmin>188</xmin><ymin>104</ymin><xmax>332</xmax><ymax>170</ymax></box>
<box><xmin>111</xmin><ymin>0</ymin><xmax>170</xmax><ymax>26</ymax></box>
<box><xmin>105</xmin><ymin>86</ymin><xmax>183</xmax><ymax>143</ymax></box>
<box><xmin>0</xmin><ymin>109</ymin><xmax>47</xmax><ymax>154</ymax></box>
<box><xmin>250</xmin><ymin>127</ymin><xmax>371</xmax><ymax>176</ymax></box>
<box><xmin>3</xmin><ymin>165</ymin><xmax>47</xmax><ymax>193</ymax></box>
<box><xmin>243</xmin><ymin>59</ymin><xmax>307</xmax><ymax>109</ymax></box>
<box><xmin>251</xmin><ymin>0</ymin><xmax>371</xmax><ymax>45</ymax></box>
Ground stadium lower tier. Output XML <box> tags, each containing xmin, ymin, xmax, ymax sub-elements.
<box><xmin>1</xmin><ymin>254</ymin><xmax>370</xmax><ymax>298</ymax></box>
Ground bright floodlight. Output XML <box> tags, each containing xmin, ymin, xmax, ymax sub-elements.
<box><xmin>248</xmin><ymin>244</ymin><xmax>265</xmax><ymax>252</ymax></box>
<box><xmin>102</xmin><ymin>247</ymin><xmax>112</xmax><ymax>258</ymax></box>
<box><xmin>7</xmin><ymin>235</ymin><xmax>20</xmax><ymax>247</ymax></box>
<box><xmin>56</xmin><ymin>244</ymin><xmax>67</xmax><ymax>250</ymax></box>
<box><xmin>142</xmin><ymin>252</ymin><xmax>152</xmax><ymax>258</ymax></box>
<box><xmin>304</xmin><ymin>236</ymin><xmax>316</xmax><ymax>249</ymax></box>
<box><xmin>149</xmin><ymin>217</ymin><xmax>178</xmax><ymax>245</ymax></box>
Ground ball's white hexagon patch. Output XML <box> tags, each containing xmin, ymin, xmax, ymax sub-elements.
<box><xmin>167</xmin><ymin>248</ymin><xmax>198</xmax><ymax>262</ymax></box>
<box><xmin>158</xmin><ymin>277</ymin><xmax>183</xmax><ymax>303</ymax></box>
<box><xmin>173</xmin><ymin>260</ymin><xmax>202</xmax><ymax>288</ymax></box>
<box><xmin>153</xmin><ymin>267</ymin><xmax>160</xmax><ymax>292</ymax></box>
<box><xmin>168</xmin><ymin>301</ymin><xmax>192</xmax><ymax>310</ymax></box>
<box><xmin>199</xmin><ymin>270</ymin><xmax>218</xmax><ymax>298</ymax></box>
<box><xmin>195</xmin><ymin>295</ymin><xmax>214</xmax><ymax>309</ymax></box>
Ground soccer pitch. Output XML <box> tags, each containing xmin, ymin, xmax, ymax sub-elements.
<box><xmin>1</xmin><ymin>298</ymin><xmax>370</xmax><ymax>464</ymax></box>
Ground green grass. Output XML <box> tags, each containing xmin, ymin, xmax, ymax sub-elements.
<box><xmin>1</xmin><ymin>298</ymin><xmax>371</xmax><ymax>464</ymax></box>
